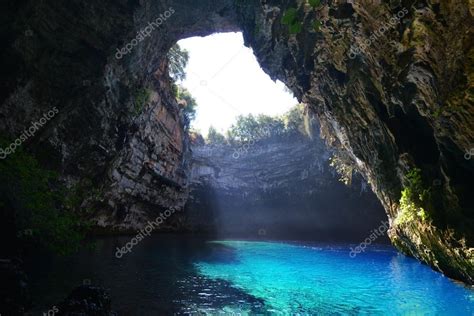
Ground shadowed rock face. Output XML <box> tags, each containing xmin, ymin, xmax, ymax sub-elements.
<box><xmin>185</xmin><ymin>129</ymin><xmax>388</xmax><ymax>241</ymax></box>
<box><xmin>1</xmin><ymin>0</ymin><xmax>472</xmax><ymax>282</ymax></box>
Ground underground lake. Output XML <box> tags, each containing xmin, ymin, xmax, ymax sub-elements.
<box><xmin>26</xmin><ymin>235</ymin><xmax>474</xmax><ymax>315</ymax></box>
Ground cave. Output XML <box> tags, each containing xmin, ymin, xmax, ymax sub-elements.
<box><xmin>0</xmin><ymin>0</ymin><xmax>473</xmax><ymax>314</ymax></box>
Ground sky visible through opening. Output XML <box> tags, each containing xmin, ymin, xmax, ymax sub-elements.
<box><xmin>177</xmin><ymin>32</ymin><xmax>297</xmax><ymax>135</ymax></box>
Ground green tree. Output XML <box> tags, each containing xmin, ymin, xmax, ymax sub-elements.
<box><xmin>282</xmin><ymin>104</ymin><xmax>305</xmax><ymax>135</ymax></box>
<box><xmin>226</xmin><ymin>129</ymin><xmax>237</xmax><ymax>145</ymax></box>
<box><xmin>168</xmin><ymin>44</ymin><xmax>189</xmax><ymax>82</ymax></box>
<box><xmin>167</xmin><ymin>45</ymin><xmax>198</xmax><ymax>125</ymax></box>
<box><xmin>207</xmin><ymin>126</ymin><xmax>226</xmax><ymax>144</ymax></box>
<box><xmin>176</xmin><ymin>86</ymin><xmax>197</xmax><ymax>122</ymax></box>
<box><xmin>256</xmin><ymin>114</ymin><xmax>285</xmax><ymax>138</ymax></box>
<box><xmin>229</xmin><ymin>114</ymin><xmax>260</xmax><ymax>141</ymax></box>
<box><xmin>224</xmin><ymin>105</ymin><xmax>308</xmax><ymax>143</ymax></box>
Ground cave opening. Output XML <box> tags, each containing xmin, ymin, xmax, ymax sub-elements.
<box><xmin>166</xmin><ymin>32</ymin><xmax>388</xmax><ymax>242</ymax></box>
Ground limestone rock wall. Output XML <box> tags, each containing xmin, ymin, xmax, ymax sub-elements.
<box><xmin>185</xmin><ymin>132</ymin><xmax>387</xmax><ymax>241</ymax></box>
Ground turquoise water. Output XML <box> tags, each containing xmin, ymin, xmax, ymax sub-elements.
<box><xmin>194</xmin><ymin>241</ymin><xmax>474</xmax><ymax>315</ymax></box>
<box><xmin>27</xmin><ymin>236</ymin><xmax>473</xmax><ymax>314</ymax></box>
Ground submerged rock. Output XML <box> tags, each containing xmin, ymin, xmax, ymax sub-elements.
<box><xmin>57</xmin><ymin>285</ymin><xmax>116</xmax><ymax>316</ymax></box>
<box><xmin>0</xmin><ymin>258</ymin><xmax>31</xmax><ymax>315</ymax></box>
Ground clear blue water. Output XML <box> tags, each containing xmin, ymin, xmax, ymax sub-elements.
<box><xmin>194</xmin><ymin>241</ymin><xmax>474</xmax><ymax>315</ymax></box>
<box><xmin>27</xmin><ymin>236</ymin><xmax>473</xmax><ymax>315</ymax></box>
